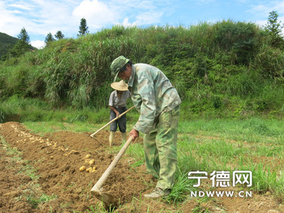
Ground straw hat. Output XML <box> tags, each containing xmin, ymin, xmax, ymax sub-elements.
<box><xmin>111</xmin><ymin>80</ymin><xmax>129</xmax><ymax>91</ymax></box>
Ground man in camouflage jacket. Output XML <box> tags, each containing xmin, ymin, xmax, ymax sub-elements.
<box><xmin>110</xmin><ymin>56</ymin><xmax>181</xmax><ymax>198</ymax></box>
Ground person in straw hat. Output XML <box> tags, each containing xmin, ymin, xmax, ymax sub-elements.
<box><xmin>108</xmin><ymin>80</ymin><xmax>131</xmax><ymax>146</ymax></box>
<box><xmin>110</xmin><ymin>56</ymin><xmax>181</xmax><ymax>199</ymax></box>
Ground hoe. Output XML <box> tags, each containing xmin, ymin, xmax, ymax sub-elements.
<box><xmin>90</xmin><ymin>106</ymin><xmax>135</xmax><ymax>138</ymax></box>
<box><xmin>91</xmin><ymin>135</ymin><xmax>134</xmax><ymax>209</ymax></box>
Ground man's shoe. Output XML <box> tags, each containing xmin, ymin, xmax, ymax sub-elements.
<box><xmin>144</xmin><ymin>188</ymin><xmax>171</xmax><ymax>198</ymax></box>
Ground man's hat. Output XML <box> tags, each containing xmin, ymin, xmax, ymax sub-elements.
<box><xmin>111</xmin><ymin>80</ymin><xmax>129</xmax><ymax>91</ymax></box>
<box><xmin>110</xmin><ymin>56</ymin><xmax>130</xmax><ymax>81</ymax></box>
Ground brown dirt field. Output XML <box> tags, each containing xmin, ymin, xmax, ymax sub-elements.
<box><xmin>0</xmin><ymin>122</ymin><xmax>283</xmax><ymax>213</ymax></box>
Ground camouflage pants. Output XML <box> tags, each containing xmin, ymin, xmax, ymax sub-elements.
<box><xmin>143</xmin><ymin>105</ymin><xmax>180</xmax><ymax>190</ymax></box>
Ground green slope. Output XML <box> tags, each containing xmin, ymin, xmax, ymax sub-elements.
<box><xmin>0</xmin><ymin>32</ymin><xmax>18</xmax><ymax>58</ymax></box>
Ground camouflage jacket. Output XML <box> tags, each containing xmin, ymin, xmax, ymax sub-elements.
<box><xmin>127</xmin><ymin>63</ymin><xmax>181</xmax><ymax>134</ymax></box>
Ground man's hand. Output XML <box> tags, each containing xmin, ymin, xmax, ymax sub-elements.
<box><xmin>109</xmin><ymin>106</ymin><xmax>120</xmax><ymax>117</ymax></box>
<box><xmin>115</xmin><ymin>111</ymin><xmax>120</xmax><ymax>117</ymax></box>
<box><xmin>129</xmin><ymin>128</ymin><xmax>139</xmax><ymax>140</ymax></box>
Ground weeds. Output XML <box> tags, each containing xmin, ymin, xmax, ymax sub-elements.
<box><xmin>166</xmin><ymin>169</ymin><xmax>196</xmax><ymax>203</ymax></box>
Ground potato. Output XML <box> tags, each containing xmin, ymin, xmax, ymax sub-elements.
<box><xmin>85</xmin><ymin>154</ymin><xmax>91</xmax><ymax>159</ymax></box>
<box><xmin>88</xmin><ymin>159</ymin><xmax>95</xmax><ymax>166</ymax></box>
<box><xmin>65</xmin><ymin>150</ymin><xmax>79</xmax><ymax>156</ymax></box>
<box><xmin>86</xmin><ymin>167</ymin><xmax>92</xmax><ymax>172</ymax></box>
<box><xmin>92</xmin><ymin>166</ymin><xmax>97</xmax><ymax>173</ymax></box>
<box><xmin>79</xmin><ymin>166</ymin><xmax>86</xmax><ymax>172</ymax></box>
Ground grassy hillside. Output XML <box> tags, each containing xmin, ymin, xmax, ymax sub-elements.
<box><xmin>0</xmin><ymin>20</ymin><xmax>284</xmax><ymax>123</ymax></box>
<box><xmin>0</xmin><ymin>32</ymin><xmax>18</xmax><ymax>58</ymax></box>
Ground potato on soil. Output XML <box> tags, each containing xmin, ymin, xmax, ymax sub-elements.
<box><xmin>86</xmin><ymin>167</ymin><xmax>93</xmax><ymax>172</ymax></box>
<box><xmin>79</xmin><ymin>166</ymin><xmax>86</xmax><ymax>172</ymax></box>
<box><xmin>85</xmin><ymin>154</ymin><xmax>91</xmax><ymax>158</ymax></box>
<box><xmin>88</xmin><ymin>159</ymin><xmax>95</xmax><ymax>166</ymax></box>
<box><xmin>92</xmin><ymin>166</ymin><xmax>97</xmax><ymax>173</ymax></box>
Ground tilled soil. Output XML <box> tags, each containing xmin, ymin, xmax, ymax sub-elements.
<box><xmin>0</xmin><ymin>122</ymin><xmax>283</xmax><ymax>213</ymax></box>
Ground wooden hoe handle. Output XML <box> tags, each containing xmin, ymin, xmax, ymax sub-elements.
<box><xmin>91</xmin><ymin>136</ymin><xmax>134</xmax><ymax>193</ymax></box>
<box><xmin>90</xmin><ymin>106</ymin><xmax>135</xmax><ymax>138</ymax></box>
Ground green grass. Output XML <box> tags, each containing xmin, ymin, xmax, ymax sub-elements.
<box><xmin>166</xmin><ymin>169</ymin><xmax>196</xmax><ymax>203</ymax></box>
<box><xmin>178</xmin><ymin>117</ymin><xmax>284</xmax><ymax>144</ymax></box>
<box><xmin>0</xmin><ymin>96</ymin><xmax>140</xmax><ymax>131</ymax></box>
<box><xmin>177</xmin><ymin>118</ymin><xmax>284</xmax><ymax>203</ymax></box>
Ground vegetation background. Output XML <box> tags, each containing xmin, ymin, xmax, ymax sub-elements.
<box><xmin>0</xmin><ymin>12</ymin><xmax>284</xmax><ymax>123</ymax></box>
<box><xmin>0</xmin><ymin>32</ymin><xmax>18</xmax><ymax>59</ymax></box>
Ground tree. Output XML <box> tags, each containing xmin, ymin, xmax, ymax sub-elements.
<box><xmin>7</xmin><ymin>28</ymin><xmax>31</xmax><ymax>57</ymax></box>
<box><xmin>45</xmin><ymin>32</ymin><xmax>55</xmax><ymax>46</ymax></box>
<box><xmin>55</xmin><ymin>31</ymin><xmax>64</xmax><ymax>40</ymax></box>
<box><xmin>18</xmin><ymin>27</ymin><xmax>30</xmax><ymax>44</ymax></box>
<box><xmin>78</xmin><ymin>18</ymin><xmax>89</xmax><ymax>36</ymax></box>
<box><xmin>15</xmin><ymin>28</ymin><xmax>30</xmax><ymax>53</ymax></box>
<box><xmin>265</xmin><ymin>11</ymin><xmax>284</xmax><ymax>47</ymax></box>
